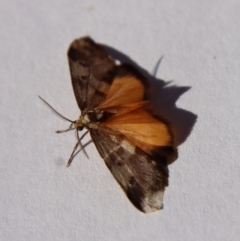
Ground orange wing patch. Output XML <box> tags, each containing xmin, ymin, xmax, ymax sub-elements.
<box><xmin>97</xmin><ymin>76</ymin><xmax>145</xmax><ymax>109</ymax></box>
<box><xmin>101</xmin><ymin>103</ymin><xmax>172</xmax><ymax>149</ymax></box>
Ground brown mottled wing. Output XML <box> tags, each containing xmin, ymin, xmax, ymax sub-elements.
<box><xmin>90</xmin><ymin>127</ymin><xmax>170</xmax><ymax>213</ymax></box>
<box><xmin>67</xmin><ymin>37</ymin><xmax>116</xmax><ymax>111</ymax></box>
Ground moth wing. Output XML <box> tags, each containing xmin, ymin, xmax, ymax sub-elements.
<box><xmin>97</xmin><ymin>64</ymin><xmax>149</xmax><ymax>110</ymax></box>
<box><xmin>102</xmin><ymin>104</ymin><xmax>177</xmax><ymax>165</ymax></box>
<box><xmin>67</xmin><ymin>37</ymin><xmax>116</xmax><ymax>110</ymax></box>
<box><xmin>90</xmin><ymin>127</ymin><xmax>170</xmax><ymax>213</ymax></box>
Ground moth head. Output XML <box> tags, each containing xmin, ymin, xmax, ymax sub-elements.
<box><xmin>74</xmin><ymin>117</ymin><xmax>84</xmax><ymax>131</ymax></box>
<box><xmin>39</xmin><ymin>96</ymin><xmax>89</xmax><ymax>166</ymax></box>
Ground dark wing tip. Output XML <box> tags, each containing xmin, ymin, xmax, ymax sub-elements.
<box><xmin>67</xmin><ymin>36</ymin><xmax>110</xmax><ymax>63</ymax></box>
<box><xmin>126</xmin><ymin>183</ymin><xmax>165</xmax><ymax>213</ymax></box>
<box><xmin>150</xmin><ymin>146</ymin><xmax>178</xmax><ymax>166</ymax></box>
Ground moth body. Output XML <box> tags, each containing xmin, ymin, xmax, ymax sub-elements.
<box><xmin>43</xmin><ymin>36</ymin><xmax>178</xmax><ymax>213</ymax></box>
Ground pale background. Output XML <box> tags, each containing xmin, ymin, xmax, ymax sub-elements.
<box><xmin>1</xmin><ymin>1</ymin><xmax>239</xmax><ymax>241</ymax></box>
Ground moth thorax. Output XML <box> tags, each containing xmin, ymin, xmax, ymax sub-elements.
<box><xmin>79</xmin><ymin>110</ymin><xmax>104</xmax><ymax>125</ymax></box>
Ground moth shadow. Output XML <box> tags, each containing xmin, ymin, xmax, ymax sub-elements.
<box><xmin>54</xmin><ymin>157</ymin><xmax>66</xmax><ymax>166</ymax></box>
<box><xmin>101</xmin><ymin>44</ymin><xmax>197</xmax><ymax>146</ymax></box>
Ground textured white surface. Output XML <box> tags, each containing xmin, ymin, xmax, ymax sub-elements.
<box><xmin>1</xmin><ymin>0</ymin><xmax>240</xmax><ymax>241</ymax></box>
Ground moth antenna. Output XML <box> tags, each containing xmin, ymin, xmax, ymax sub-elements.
<box><xmin>66</xmin><ymin>130</ymin><xmax>89</xmax><ymax>167</ymax></box>
<box><xmin>38</xmin><ymin>96</ymin><xmax>74</xmax><ymax>123</ymax></box>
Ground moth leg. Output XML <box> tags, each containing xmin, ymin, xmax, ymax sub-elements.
<box><xmin>56</xmin><ymin>123</ymin><xmax>75</xmax><ymax>133</ymax></box>
<box><xmin>66</xmin><ymin>130</ymin><xmax>89</xmax><ymax>167</ymax></box>
<box><xmin>66</xmin><ymin>140</ymin><xmax>79</xmax><ymax>167</ymax></box>
<box><xmin>71</xmin><ymin>140</ymin><xmax>92</xmax><ymax>160</ymax></box>
<box><xmin>76</xmin><ymin>130</ymin><xmax>89</xmax><ymax>159</ymax></box>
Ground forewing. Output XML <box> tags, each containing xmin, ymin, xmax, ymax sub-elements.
<box><xmin>67</xmin><ymin>37</ymin><xmax>116</xmax><ymax>110</ymax></box>
<box><xmin>90</xmin><ymin>127</ymin><xmax>170</xmax><ymax>213</ymax></box>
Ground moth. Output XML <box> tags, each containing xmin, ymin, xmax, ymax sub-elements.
<box><xmin>40</xmin><ymin>37</ymin><xmax>178</xmax><ymax>213</ymax></box>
